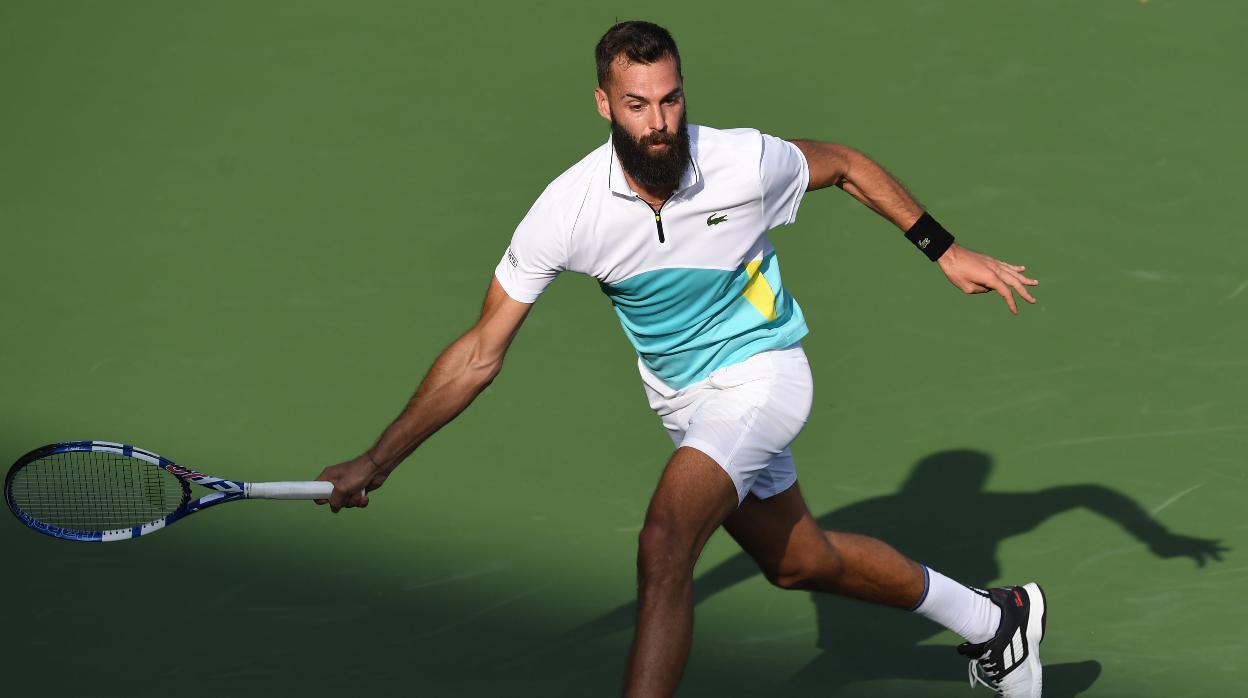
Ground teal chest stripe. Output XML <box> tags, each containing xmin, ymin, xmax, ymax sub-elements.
<box><xmin>600</xmin><ymin>253</ymin><xmax>809</xmax><ymax>389</ymax></box>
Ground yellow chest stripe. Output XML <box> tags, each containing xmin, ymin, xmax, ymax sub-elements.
<box><xmin>741</xmin><ymin>259</ymin><xmax>778</xmax><ymax>322</ymax></box>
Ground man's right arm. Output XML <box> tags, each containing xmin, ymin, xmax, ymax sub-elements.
<box><xmin>316</xmin><ymin>277</ymin><xmax>531</xmax><ymax>511</ymax></box>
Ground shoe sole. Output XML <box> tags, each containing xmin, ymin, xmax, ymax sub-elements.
<box><xmin>1026</xmin><ymin>582</ymin><xmax>1046</xmax><ymax>646</ymax></box>
<box><xmin>1025</xmin><ymin>582</ymin><xmax>1046</xmax><ymax>696</ymax></box>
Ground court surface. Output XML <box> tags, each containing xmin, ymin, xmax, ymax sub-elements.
<box><xmin>1</xmin><ymin>1</ymin><xmax>1244</xmax><ymax>695</ymax></box>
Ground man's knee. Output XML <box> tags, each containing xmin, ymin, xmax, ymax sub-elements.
<box><xmin>764</xmin><ymin>562</ymin><xmax>817</xmax><ymax>591</ymax></box>
<box><xmin>763</xmin><ymin>546</ymin><xmax>844</xmax><ymax>591</ymax></box>
<box><xmin>636</xmin><ymin>519</ymin><xmax>694</xmax><ymax>583</ymax></box>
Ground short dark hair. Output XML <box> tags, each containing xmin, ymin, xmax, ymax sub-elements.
<box><xmin>595</xmin><ymin>21</ymin><xmax>682</xmax><ymax>88</ymax></box>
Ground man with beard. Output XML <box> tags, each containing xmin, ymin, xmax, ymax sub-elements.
<box><xmin>315</xmin><ymin>20</ymin><xmax>1045</xmax><ymax>698</ymax></box>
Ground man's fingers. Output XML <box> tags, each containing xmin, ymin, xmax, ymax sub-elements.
<box><xmin>326</xmin><ymin>486</ymin><xmax>371</xmax><ymax>513</ymax></box>
<box><xmin>314</xmin><ymin>473</ymin><xmax>333</xmax><ymax>506</ymax></box>
<box><xmin>997</xmin><ymin>263</ymin><xmax>1039</xmax><ymax>287</ymax></box>
<box><xmin>989</xmin><ymin>276</ymin><xmax>1018</xmax><ymax>314</ymax></box>
<box><xmin>998</xmin><ymin>267</ymin><xmax>1038</xmax><ymax>287</ymax></box>
<box><xmin>1002</xmin><ymin>272</ymin><xmax>1037</xmax><ymax>304</ymax></box>
<box><xmin>329</xmin><ymin>486</ymin><xmax>351</xmax><ymax>513</ymax></box>
<box><xmin>1007</xmin><ymin>269</ymin><xmax>1040</xmax><ymax>287</ymax></box>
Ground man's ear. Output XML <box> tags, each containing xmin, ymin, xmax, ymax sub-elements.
<box><xmin>594</xmin><ymin>87</ymin><xmax>611</xmax><ymax>121</ymax></box>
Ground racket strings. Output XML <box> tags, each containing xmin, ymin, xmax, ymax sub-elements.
<box><xmin>8</xmin><ymin>451</ymin><xmax>188</xmax><ymax>531</ymax></box>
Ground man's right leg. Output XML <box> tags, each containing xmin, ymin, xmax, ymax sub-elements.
<box><xmin>624</xmin><ymin>445</ymin><xmax>739</xmax><ymax>698</ymax></box>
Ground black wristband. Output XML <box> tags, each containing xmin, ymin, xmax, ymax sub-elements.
<box><xmin>904</xmin><ymin>212</ymin><xmax>955</xmax><ymax>262</ymax></box>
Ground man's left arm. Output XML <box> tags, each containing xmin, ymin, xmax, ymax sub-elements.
<box><xmin>790</xmin><ymin>140</ymin><xmax>1039</xmax><ymax>315</ymax></box>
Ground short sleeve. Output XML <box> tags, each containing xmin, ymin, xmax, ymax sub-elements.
<box><xmin>759</xmin><ymin>133</ymin><xmax>809</xmax><ymax>230</ymax></box>
<box><xmin>493</xmin><ymin>190</ymin><xmax>568</xmax><ymax>304</ymax></box>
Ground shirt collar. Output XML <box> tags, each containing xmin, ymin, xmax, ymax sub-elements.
<box><xmin>607</xmin><ymin>128</ymin><xmax>702</xmax><ymax>201</ymax></box>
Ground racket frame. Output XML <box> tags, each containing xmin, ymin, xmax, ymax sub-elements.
<box><xmin>5</xmin><ymin>440</ymin><xmax>325</xmax><ymax>542</ymax></box>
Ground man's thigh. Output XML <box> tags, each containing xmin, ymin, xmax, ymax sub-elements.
<box><xmin>642</xmin><ymin>446</ymin><xmax>739</xmax><ymax>557</ymax></box>
<box><xmin>721</xmin><ymin>482</ymin><xmax>831</xmax><ymax>573</ymax></box>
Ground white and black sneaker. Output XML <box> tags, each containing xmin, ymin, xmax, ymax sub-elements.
<box><xmin>957</xmin><ymin>583</ymin><xmax>1047</xmax><ymax>696</ymax></box>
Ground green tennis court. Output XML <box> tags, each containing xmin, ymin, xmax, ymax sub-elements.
<box><xmin>2</xmin><ymin>1</ymin><xmax>1243</xmax><ymax>695</ymax></box>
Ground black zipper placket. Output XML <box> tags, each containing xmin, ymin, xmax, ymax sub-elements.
<box><xmin>641</xmin><ymin>199</ymin><xmax>669</xmax><ymax>244</ymax></box>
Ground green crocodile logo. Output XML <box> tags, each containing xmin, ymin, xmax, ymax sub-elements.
<box><xmin>707</xmin><ymin>213</ymin><xmax>728</xmax><ymax>226</ymax></box>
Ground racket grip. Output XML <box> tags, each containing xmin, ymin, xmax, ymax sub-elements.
<box><xmin>248</xmin><ymin>481</ymin><xmax>335</xmax><ymax>500</ymax></box>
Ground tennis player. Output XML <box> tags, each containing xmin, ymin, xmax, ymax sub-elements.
<box><xmin>317</xmin><ymin>21</ymin><xmax>1044</xmax><ymax>697</ymax></box>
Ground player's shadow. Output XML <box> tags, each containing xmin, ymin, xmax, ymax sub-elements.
<box><xmin>567</xmin><ymin>448</ymin><xmax>1228</xmax><ymax>696</ymax></box>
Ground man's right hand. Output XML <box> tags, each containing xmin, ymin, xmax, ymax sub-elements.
<box><xmin>311</xmin><ymin>279</ymin><xmax>531</xmax><ymax>516</ymax></box>
<box><xmin>315</xmin><ymin>454</ymin><xmax>389</xmax><ymax>513</ymax></box>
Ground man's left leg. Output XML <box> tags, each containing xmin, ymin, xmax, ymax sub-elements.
<box><xmin>723</xmin><ymin>481</ymin><xmax>1045</xmax><ymax>696</ymax></box>
<box><xmin>722</xmin><ymin>481</ymin><xmax>929</xmax><ymax>607</ymax></box>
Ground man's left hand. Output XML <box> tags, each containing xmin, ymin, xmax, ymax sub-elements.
<box><xmin>937</xmin><ymin>243</ymin><xmax>1039</xmax><ymax>315</ymax></box>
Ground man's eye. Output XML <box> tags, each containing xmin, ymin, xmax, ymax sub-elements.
<box><xmin>628</xmin><ymin>104</ymin><xmax>643</xmax><ymax>111</ymax></box>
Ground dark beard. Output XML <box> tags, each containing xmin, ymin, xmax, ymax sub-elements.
<box><xmin>610</xmin><ymin>110</ymin><xmax>691</xmax><ymax>194</ymax></box>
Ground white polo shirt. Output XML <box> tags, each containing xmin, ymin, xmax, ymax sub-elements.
<box><xmin>495</xmin><ymin>124</ymin><xmax>811</xmax><ymax>390</ymax></box>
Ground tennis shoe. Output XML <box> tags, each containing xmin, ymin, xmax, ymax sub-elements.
<box><xmin>956</xmin><ymin>583</ymin><xmax>1046</xmax><ymax>696</ymax></box>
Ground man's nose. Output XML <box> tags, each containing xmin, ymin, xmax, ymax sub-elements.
<box><xmin>648</xmin><ymin>105</ymin><xmax>667</xmax><ymax>133</ymax></box>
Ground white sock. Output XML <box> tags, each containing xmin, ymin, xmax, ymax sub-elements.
<box><xmin>910</xmin><ymin>566</ymin><xmax>1001</xmax><ymax>644</ymax></box>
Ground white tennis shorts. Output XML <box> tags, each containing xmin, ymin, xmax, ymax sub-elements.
<box><xmin>639</xmin><ymin>343</ymin><xmax>814</xmax><ymax>503</ymax></box>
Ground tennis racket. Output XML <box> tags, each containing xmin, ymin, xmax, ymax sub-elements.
<box><xmin>5</xmin><ymin>440</ymin><xmax>334</xmax><ymax>542</ymax></box>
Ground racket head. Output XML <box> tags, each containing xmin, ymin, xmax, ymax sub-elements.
<box><xmin>5</xmin><ymin>441</ymin><xmax>192</xmax><ymax>542</ymax></box>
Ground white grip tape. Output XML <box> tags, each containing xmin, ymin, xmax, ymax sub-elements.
<box><xmin>248</xmin><ymin>481</ymin><xmax>335</xmax><ymax>500</ymax></box>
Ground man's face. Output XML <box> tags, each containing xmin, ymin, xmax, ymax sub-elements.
<box><xmin>594</xmin><ymin>55</ymin><xmax>689</xmax><ymax>194</ymax></box>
